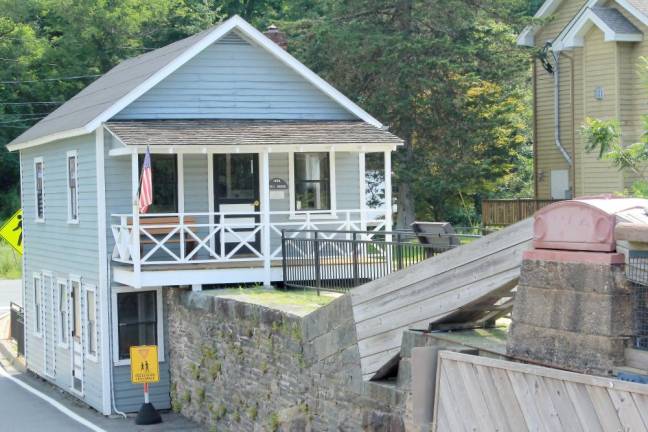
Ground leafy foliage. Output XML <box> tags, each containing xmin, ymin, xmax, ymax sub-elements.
<box><xmin>0</xmin><ymin>0</ymin><xmax>534</xmax><ymax>225</ymax></box>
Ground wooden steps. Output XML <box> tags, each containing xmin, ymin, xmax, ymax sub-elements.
<box><xmin>350</xmin><ymin>218</ymin><xmax>533</xmax><ymax>380</ymax></box>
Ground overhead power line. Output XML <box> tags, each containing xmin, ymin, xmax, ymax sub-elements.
<box><xmin>0</xmin><ymin>101</ymin><xmax>63</xmax><ymax>106</ymax></box>
<box><xmin>0</xmin><ymin>116</ymin><xmax>45</xmax><ymax>125</ymax></box>
<box><xmin>0</xmin><ymin>74</ymin><xmax>101</xmax><ymax>85</ymax></box>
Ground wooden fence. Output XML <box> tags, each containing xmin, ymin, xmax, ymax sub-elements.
<box><xmin>433</xmin><ymin>350</ymin><xmax>648</xmax><ymax>432</ymax></box>
<box><xmin>481</xmin><ymin>199</ymin><xmax>561</xmax><ymax>226</ymax></box>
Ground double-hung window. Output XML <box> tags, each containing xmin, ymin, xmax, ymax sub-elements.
<box><xmin>67</xmin><ymin>151</ymin><xmax>78</xmax><ymax>223</ymax></box>
<box><xmin>294</xmin><ymin>153</ymin><xmax>330</xmax><ymax>211</ymax></box>
<box><xmin>85</xmin><ymin>286</ymin><xmax>97</xmax><ymax>359</ymax></box>
<box><xmin>33</xmin><ymin>274</ymin><xmax>42</xmax><ymax>336</ymax></box>
<box><xmin>117</xmin><ymin>291</ymin><xmax>158</xmax><ymax>360</ymax></box>
<box><xmin>34</xmin><ymin>158</ymin><xmax>44</xmax><ymax>221</ymax></box>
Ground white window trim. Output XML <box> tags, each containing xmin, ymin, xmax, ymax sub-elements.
<box><xmin>84</xmin><ymin>283</ymin><xmax>98</xmax><ymax>363</ymax></box>
<box><xmin>111</xmin><ymin>286</ymin><xmax>165</xmax><ymax>366</ymax></box>
<box><xmin>66</xmin><ymin>150</ymin><xmax>79</xmax><ymax>224</ymax></box>
<box><xmin>34</xmin><ymin>157</ymin><xmax>44</xmax><ymax>223</ymax></box>
<box><xmin>288</xmin><ymin>150</ymin><xmax>337</xmax><ymax>220</ymax></box>
<box><xmin>32</xmin><ymin>273</ymin><xmax>42</xmax><ymax>338</ymax></box>
<box><xmin>56</xmin><ymin>278</ymin><xmax>69</xmax><ymax>348</ymax></box>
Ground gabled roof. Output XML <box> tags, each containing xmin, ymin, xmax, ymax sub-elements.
<box><xmin>7</xmin><ymin>16</ymin><xmax>384</xmax><ymax>151</ymax></box>
<box><xmin>562</xmin><ymin>6</ymin><xmax>643</xmax><ymax>48</ymax></box>
<box><xmin>518</xmin><ymin>0</ymin><xmax>648</xmax><ymax>47</ymax></box>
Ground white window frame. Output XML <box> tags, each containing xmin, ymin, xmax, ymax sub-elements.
<box><xmin>288</xmin><ymin>150</ymin><xmax>337</xmax><ymax>220</ymax></box>
<box><xmin>32</xmin><ymin>273</ymin><xmax>42</xmax><ymax>338</ymax></box>
<box><xmin>111</xmin><ymin>286</ymin><xmax>164</xmax><ymax>366</ymax></box>
<box><xmin>34</xmin><ymin>157</ymin><xmax>45</xmax><ymax>223</ymax></box>
<box><xmin>84</xmin><ymin>284</ymin><xmax>98</xmax><ymax>362</ymax></box>
<box><xmin>66</xmin><ymin>150</ymin><xmax>79</xmax><ymax>224</ymax></box>
<box><xmin>56</xmin><ymin>278</ymin><xmax>69</xmax><ymax>348</ymax></box>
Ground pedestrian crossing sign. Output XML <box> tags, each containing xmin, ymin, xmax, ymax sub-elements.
<box><xmin>130</xmin><ymin>345</ymin><xmax>160</xmax><ymax>384</ymax></box>
<box><xmin>0</xmin><ymin>209</ymin><xmax>23</xmax><ymax>255</ymax></box>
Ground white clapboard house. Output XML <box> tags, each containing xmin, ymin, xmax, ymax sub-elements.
<box><xmin>6</xmin><ymin>16</ymin><xmax>402</xmax><ymax>414</ymax></box>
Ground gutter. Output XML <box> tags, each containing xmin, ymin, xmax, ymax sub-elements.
<box><xmin>551</xmin><ymin>49</ymin><xmax>573</xmax><ymax>168</ymax></box>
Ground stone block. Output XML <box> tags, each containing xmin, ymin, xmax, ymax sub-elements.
<box><xmin>507</xmin><ymin>321</ymin><xmax>627</xmax><ymax>374</ymax></box>
<box><xmin>512</xmin><ymin>285</ymin><xmax>633</xmax><ymax>336</ymax></box>
<box><xmin>520</xmin><ymin>259</ymin><xmax>630</xmax><ymax>294</ymax></box>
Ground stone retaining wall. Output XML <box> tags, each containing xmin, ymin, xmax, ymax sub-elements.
<box><xmin>165</xmin><ymin>289</ymin><xmax>405</xmax><ymax>431</ymax></box>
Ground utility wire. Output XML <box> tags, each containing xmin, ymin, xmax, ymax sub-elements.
<box><xmin>0</xmin><ymin>101</ymin><xmax>63</xmax><ymax>105</ymax></box>
<box><xmin>0</xmin><ymin>74</ymin><xmax>101</xmax><ymax>84</ymax></box>
<box><xmin>0</xmin><ymin>117</ymin><xmax>46</xmax><ymax>124</ymax></box>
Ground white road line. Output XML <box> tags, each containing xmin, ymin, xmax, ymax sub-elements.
<box><xmin>0</xmin><ymin>363</ymin><xmax>107</xmax><ymax>432</ymax></box>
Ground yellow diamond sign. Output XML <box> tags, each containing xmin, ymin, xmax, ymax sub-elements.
<box><xmin>0</xmin><ymin>210</ymin><xmax>23</xmax><ymax>255</ymax></box>
<box><xmin>130</xmin><ymin>345</ymin><xmax>160</xmax><ymax>384</ymax></box>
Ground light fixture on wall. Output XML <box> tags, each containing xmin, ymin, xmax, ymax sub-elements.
<box><xmin>594</xmin><ymin>86</ymin><xmax>605</xmax><ymax>101</ymax></box>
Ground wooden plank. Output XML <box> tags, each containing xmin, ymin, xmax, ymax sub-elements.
<box><xmin>630</xmin><ymin>393</ymin><xmax>648</xmax><ymax>428</ymax></box>
<box><xmin>436</xmin><ymin>363</ymin><xmax>468</xmax><ymax>432</ymax></box>
<box><xmin>563</xmin><ymin>381</ymin><xmax>603</xmax><ymax>432</ymax></box>
<box><xmin>488</xmin><ymin>367</ymin><xmax>529</xmax><ymax>431</ymax></box>
<box><xmin>524</xmin><ymin>372</ymin><xmax>564</xmax><ymax>432</ymax></box>
<box><xmin>506</xmin><ymin>369</ymin><xmax>547</xmax><ymax>432</ymax></box>
<box><xmin>350</xmin><ymin>217</ymin><xmax>532</xmax><ymax>306</ymax></box>
<box><xmin>607</xmin><ymin>389</ymin><xmax>646</xmax><ymax>432</ymax></box>
<box><xmin>455</xmin><ymin>361</ymin><xmax>497</xmax><ymax>431</ymax></box>
<box><xmin>586</xmin><ymin>385</ymin><xmax>624</xmax><ymax>431</ymax></box>
<box><xmin>441</xmin><ymin>361</ymin><xmax>479</xmax><ymax>431</ymax></box>
<box><xmin>543</xmin><ymin>377</ymin><xmax>585</xmax><ymax>432</ymax></box>
<box><xmin>472</xmin><ymin>364</ymin><xmax>511</xmax><ymax>432</ymax></box>
<box><xmin>437</xmin><ymin>351</ymin><xmax>648</xmax><ymax>396</ymax></box>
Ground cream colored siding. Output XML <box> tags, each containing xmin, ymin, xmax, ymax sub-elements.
<box><xmin>581</xmin><ymin>27</ymin><xmax>624</xmax><ymax>194</ymax></box>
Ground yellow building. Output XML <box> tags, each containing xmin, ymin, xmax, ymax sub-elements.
<box><xmin>519</xmin><ymin>0</ymin><xmax>648</xmax><ymax>199</ymax></box>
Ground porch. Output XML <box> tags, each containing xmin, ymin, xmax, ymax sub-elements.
<box><xmin>105</xmin><ymin>119</ymin><xmax>402</xmax><ymax>288</ymax></box>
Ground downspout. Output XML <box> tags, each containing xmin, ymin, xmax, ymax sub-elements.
<box><xmin>551</xmin><ymin>49</ymin><xmax>574</xmax><ymax>182</ymax></box>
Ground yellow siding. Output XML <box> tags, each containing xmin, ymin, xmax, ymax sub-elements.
<box><xmin>534</xmin><ymin>0</ymin><xmax>588</xmax><ymax>198</ymax></box>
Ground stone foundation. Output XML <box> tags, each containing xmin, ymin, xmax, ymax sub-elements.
<box><xmin>507</xmin><ymin>256</ymin><xmax>633</xmax><ymax>374</ymax></box>
<box><xmin>165</xmin><ymin>289</ymin><xmax>406</xmax><ymax>431</ymax></box>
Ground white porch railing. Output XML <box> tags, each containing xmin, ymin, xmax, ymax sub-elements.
<box><xmin>110</xmin><ymin>209</ymin><xmax>388</xmax><ymax>268</ymax></box>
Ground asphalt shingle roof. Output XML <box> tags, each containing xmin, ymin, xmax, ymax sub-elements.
<box><xmin>591</xmin><ymin>7</ymin><xmax>642</xmax><ymax>34</ymax></box>
<box><xmin>106</xmin><ymin>120</ymin><xmax>403</xmax><ymax>147</ymax></box>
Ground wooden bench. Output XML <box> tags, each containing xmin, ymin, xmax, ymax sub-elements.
<box><xmin>132</xmin><ymin>216</ymin><xmax>197</xmax><ymax>257</ymax></box>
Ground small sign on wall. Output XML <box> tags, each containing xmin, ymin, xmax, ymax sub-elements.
<box><xmin>269</xmin><ymin>178</ymin><xmax>288</xmax><ymax>190</ymax></box>
<box><xmin>269</xmin><ymin>178</ymin><xmax>288</xmax><ymax>200</ymax></box>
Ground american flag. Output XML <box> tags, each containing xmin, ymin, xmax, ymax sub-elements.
<box><xmin>138</xmin><ymin>147</ymin><xmax>153</xmax><ymax>213</ymax></box>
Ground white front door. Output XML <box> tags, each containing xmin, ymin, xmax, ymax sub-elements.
<box><xmin>70</xmin><ymin>281</ymin><xmax>83</xmax><ymax>394</ymax></box>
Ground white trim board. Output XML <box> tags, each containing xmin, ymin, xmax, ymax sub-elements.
<box><xmin>7</xmin><ymin>15</ymin><xmax>386</xmax><ymax>151</ymax></box>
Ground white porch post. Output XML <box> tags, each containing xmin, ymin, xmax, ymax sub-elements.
<box><xmin>359</xmin><ymin>151</ymin><xmax>366</xmax><ymax>231</ymax></box>
<box><xmin>131</xmin><ymin>150</ymin><xmax>141</xmax><ymax>287</ymax></box>
<box><xmin>207</xmin><ymin>153</ymin><xmax>215</xmax><ymax>257</ymax></box>
<box><xmin>384</xmin><ymin>150</ymin><xmax>393</xmax><ymax>234</ymax></box>
<box><xmin>260</xmin><ymin>150</ymin><xmax>271</xmax><ymax>287</ymax></box>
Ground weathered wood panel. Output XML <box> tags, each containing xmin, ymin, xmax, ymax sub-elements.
<box><xmin>351</xmin><ymin>218</ymin><xmax>533</xmax><ymax>379</ymax></box>
<box><xmin>481</xmin><ymin>199</ymin><xmax>560</xmax><ymax>226</ymax></box>
<box><xmin>433</xmin><ymin>351</ymin><xmax>648</xmax><ymax>432</ymax></box>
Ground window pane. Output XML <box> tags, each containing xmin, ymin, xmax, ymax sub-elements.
<box><xmin>35</xmin><ymin>162</ymin><xmax>44</xmax><ymax>219</ymax></box>
<box><xmin>68</xmin><ymin>156</ymin><xmax>78</xmax><ymax>220</ymax></box>
<box><xmin>139</xmin><ymin>154</ymin><xmax>177</xmax><ymax>213</ymax></box>
<box><xmin>59</xmin><ymin>284</ymin><xmax>67</xmax><ymax>344</ymax></box>
<box><xmin>215</xmin><ymin>154</ymin><xmax>256</xmax><ymax>200</ymax></box>
<box><xmin>34</xmin><ymin>278</ymin><xmax>41</xmax><ymax>333</ymax></box>
<box><xmin>294</xmin><ymin>153</ymin><xmax>330</xmax><ymax>210</ymax></box>
<box><xmin>117</xmin><ymin>291</ymin><xmax>158</xmax><ymax>360</ymax></box>
<box><xmin>72</xmin><ymin>282</ymin><xmax>81</xmax><ymax>339</ymax></box>
<box><xmin>87</xmin><ymin>290</ymin><xmax>96</xmax><ymax>355</ymax></box>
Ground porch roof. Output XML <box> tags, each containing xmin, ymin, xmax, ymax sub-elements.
<box><xmin>105</xmin><ymin>119</ymin><xmax>403</xmax><ymax>147</ymax></box>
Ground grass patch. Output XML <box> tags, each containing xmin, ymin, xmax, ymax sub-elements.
<box><xmin>204</xmin><ymin>287</ymin><xmax>339</xmax><ymax>316</ymax></box>
<box><xmin>0</xmin><ymin>239</ymin><xmax>21</xmax><ymax>279</ymax></box>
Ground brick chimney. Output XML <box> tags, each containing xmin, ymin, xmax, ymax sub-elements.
<box><xmin>264</xmin><ymin>24</ymin><xmax>287</xmax><ymax>50</ymax></box>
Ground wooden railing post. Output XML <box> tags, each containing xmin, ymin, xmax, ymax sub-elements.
<box><xmin>132</xmin><ymin>203</ymin><xmax>141</xmax><ymax>288</ymax></box>
<box><xmin>352</xmin><ymin>231</ymin><xmax>359</xmax><ymax>287</ymax></box>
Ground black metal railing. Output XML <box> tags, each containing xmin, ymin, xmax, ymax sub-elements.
<box><xmin>10</xmin><ymin>302</ymin><xmax>24</xmax><ymax>356</ymax></box>
<box><xmin>281</xmin><ymin>229</ymin><xmax>467</xmax><ymax>293</ymax></box>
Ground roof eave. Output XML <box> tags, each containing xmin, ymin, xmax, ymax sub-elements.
<box><xmin>5</xmin><ymin>126</ymin><xmax>92</xmax><ymax>152</ymax></box>
<box><xmin>561</xmin><ymin>9</ymin><xmax>643</xmax><ymax>49</ymax></box>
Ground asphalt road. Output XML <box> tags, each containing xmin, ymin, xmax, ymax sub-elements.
<box><xmin>0</xmin><ymin>279</ymin><xmax>21</xmax><ymax>314</ymax></box>
<box><xmin>0</xmin><ymin>371</ymin><xmax>92</xmax><ymax>431</ymax></box>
